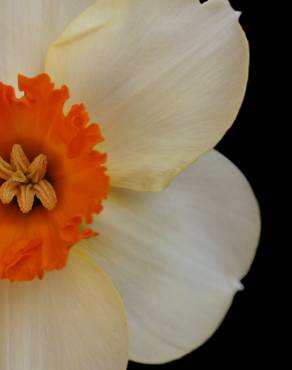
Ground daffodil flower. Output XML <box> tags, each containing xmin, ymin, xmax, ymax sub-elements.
<box><xmin>0</xmin><ymin>0</ymin><xmax>260</xmax><ymax>369</ymax></box>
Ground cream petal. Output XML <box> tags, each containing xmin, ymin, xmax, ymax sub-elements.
<box><xmin>45</xmin><ymin>0</ymin><xmax>249</xmax><ymax>191</ymax></box>
<box><xmin>0</xmin><ymin>248</ymin><xmax>128</xmax><ymax>370</ymax></box>
<box><xmin>0</xmin><ymin>0</ymin><xmax>94</xmax><ymax>86</ymax></box>
<box><xmin>80</xmin><ymin>150</ymin><xmax>260</xmax><ymax>364</ymax></box>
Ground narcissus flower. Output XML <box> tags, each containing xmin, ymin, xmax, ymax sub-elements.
<box><xmin>0</xmin><ymin>1</ymin><xmax>260</xmax><ymax>369</ymax></box>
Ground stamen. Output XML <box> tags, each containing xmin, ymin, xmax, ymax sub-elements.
<box><xmin>0</xmin><ymin>179</ymin><xmax>19</xmax><ymax>204</ymax></box>
<box><xmin>0</xmin><ymin>157</ymin><xmax>14</xmax><ymax>180</ymax></box>
<box><xmin>28</xmin><ymin>154</ymin><xmax>48</xmax><ymax>183</ymax></box>
<box><xmin>17</xmin><ymin>184</ymin><xmax>35</xmax><ymax>214</ymax></box>
<box><xmin>10</xmin><ymin>144</ymin><xmax>30</xmax><ymax>173</ymax></box>
<box><xmin>34</xmin><ymin>180</ymin><xmax>57</xmax><ymax>210</ymax></box>
<box><xmin>0</xmin><ymin>144</ymin><xmax>57</xmax><ymax>213</ymax></box>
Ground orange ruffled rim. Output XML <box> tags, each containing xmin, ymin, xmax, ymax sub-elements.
<box><xmin>0</xmin><ymin>74</ymin><xmax>109</xmax><ymax>281</ymax></box>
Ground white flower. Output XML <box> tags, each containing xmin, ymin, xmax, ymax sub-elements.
<box><xmin>0</xmin><ymin>1</ymin><xmax>260</xmax><ymax>369</ymax></box>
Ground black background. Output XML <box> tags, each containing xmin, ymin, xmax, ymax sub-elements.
<box><xmin>129</xmin><ymin>1</ymin><xmax>274</xmax><ymax>368</ymax></box>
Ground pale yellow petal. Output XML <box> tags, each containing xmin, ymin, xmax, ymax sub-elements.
<box><xmin>0</xmin><ymin>248</ymin><xmax>128</xmax><ymax>370</ymax></box>
<box><xmin>46</xmin><ymin>0</ymin><xmax>249</xmax><ymax>191</ymax></box>
<box><xmin>81</xmin><ymin>150</ymin><xmax>260</xmax><ymax>364</ymax></box>
<box><xmin>0</xmin><ymin>0</ymin><xmax>94</xmax><ymax>86</ymax></box>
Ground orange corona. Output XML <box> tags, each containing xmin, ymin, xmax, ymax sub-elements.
<box><xmin>0</xmin><ymin>74</ymin><xmax>109</xmax><ymax>281</ymax></box>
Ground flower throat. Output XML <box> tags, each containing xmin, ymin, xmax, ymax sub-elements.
<box><xmin>0</xmin><ymin>144</ymin><xmax>57</xmax><ymax>213</ymax></box>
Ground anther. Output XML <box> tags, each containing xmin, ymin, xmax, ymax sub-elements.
<box><xmin>17</xmin><ymin>184</ymin><xmax>35</xmax><ymax>214</ymax></box>
<box><xmin>28</xmin><ymin>154</ymin><xmax>48</xmax><ymax>183</ymax></box>
<box><xmin>10</xmin><ymin>144</ymin><xmax>30</xmax><ymax>173</ymax></box>
<box><xmin>34</xmin><ymin>180</ymin><xmax>57</xmax><ymax>210</ymax></box>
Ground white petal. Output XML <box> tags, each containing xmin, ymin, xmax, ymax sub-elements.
<box><xmin>0</xmin><ymin>0</ymin><xmax>94</xmax><ymax>86</ymax></box>
<box><xmin>81</xmin><ymin>150</ymin><xmax>260</xmax><ymax>364</ymax></box>
<box><xmin>0</xmin><ymin>248</ymin><xmax>128</xmax><ymax>370</ymax></box>
<box><xmin>46</xmin><ymin>0</ymin><xmax>249</xmax><ymax>191</ymax></box>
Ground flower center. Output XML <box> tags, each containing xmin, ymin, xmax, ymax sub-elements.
<box><xmin>0</xmin><ymin>144</ymin><xmax>57</xmax><ymax>213</ymax></box>
<box><xmin>0</xmin><ymin>74</ymin><xmax>108</xmax><ymax>282</ymax></box>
